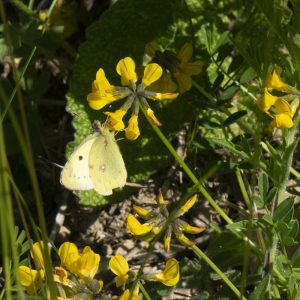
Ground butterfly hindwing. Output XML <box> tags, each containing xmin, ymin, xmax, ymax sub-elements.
<box><xmin>88</xmin><ymin>128</ymin><xmax>127</xmax><ymax>195</ymax></box>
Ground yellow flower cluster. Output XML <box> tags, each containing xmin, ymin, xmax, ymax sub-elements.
<box><xmin>127</xmin><ymin>192</ymin><xmax>205</xmax><ymax>252</ymax></box>
<box><xmin>18</xmin><ymin>241</ymin><xmax>179</xmax><ymax>299</ymax></box>
<box><xmin>257</xmin><ymin>67</ymin><xmax>300</xmax><ymax>130</ymax></box>
<box><xmin>87</xmin><ymin>57</ymin><xmax>178</xmax><ymax>140</ymax></box>
<box><xmin>145</xmin><ymin>42</ymin><xmax>203</xmax><ymax>93</ymax></box>
<box><xmin>109</xmin><ymin>255</ymin><xmax>180</xmax><ymax>299</ymax></box>
<box><xmin>18</xmin><ymin>241</ymin><xmax>102</xmax><ymax>298</ymax></box>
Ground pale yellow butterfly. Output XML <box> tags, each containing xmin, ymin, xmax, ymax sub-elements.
<box><xmin>60</xmin><ymin>122</ymin><xmax>127</xmax><ymax>195</ymax></box>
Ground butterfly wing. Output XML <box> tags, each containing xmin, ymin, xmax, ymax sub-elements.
<box><xmin>88</xmin><ymin>128</ymin><xmax>127</xmax><ymax>195</ymax></box>
<box><xmin>60</xmin><ymin>134</ymin><xmax>98</xmax><ymax>191</ymax></box>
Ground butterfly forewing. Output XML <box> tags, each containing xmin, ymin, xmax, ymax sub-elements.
<box><xmin>60</xmin><ymin>134</ymin><xmax>97</xmax><ymax>191</ymax></box>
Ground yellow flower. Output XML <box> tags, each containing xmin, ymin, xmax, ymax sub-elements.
<box><xmin>256</xmin><ymin>89</ymin><xmax>277</xmax><ymax>113</ymax></box>
<box><xmin>127</xmin><ymin>214</ymin><xmax>154</xmax><ymax>237</ymax></box>
<box><xmin>269</xmin><ymin>113</ymin><xmax>294</xmax><ymax>130</ymax></box>
<box><xmin>18</xmin><ymin>266</ymin><xmax>45</xmax><ymax>294</ymax></box>
<box><xmin>117</xmin><ymin>57</ymin><xmax>138</xmax><ymax>85</ymax></box>
<box><xmin>127</xmin><ymin>193</ymin><xmax>205</xmax><ymax>252</ymax></box>
<box><xmin>125</xmin><ymin>115</ymin><xmax>140</xmax><ymax>140</ymax></box>
<box><xmin>146</xmin><ymin>108</ymin><xmax>161</xmax><ymax>126</ymax></box>
<box><xmin>152</xmin><ymin>258</ymin><xmax>180</xmax><ymax>286</ymax></box>
<box><xmin>265</xmin><ymin>66</ymin><xmax>287</xmax><ymax>92</ymax></box>
<box><xmin>53</xmin><ymin>266</ymin><xmax>74</xmax><ymax>288</ymax></box>
<box><xmin>118</xmin><ymin>289</ymin><xmax>140</xmax><ymax>300</ymax></box>
<box><xmin>87</xmin><ymin>57</ymin><xmax>178</xmax><ymax>139</ymax></box>
<box><xmin>87</xmin><ymin>69</ymin><xmax>129</xmax><ymax>110</ymax></box>
<box><xmin>105</xmin><ymin>109</ymin><xmax>127</xmax><ymax>131</ymax></box>
<box><xmin>146</xmin><ymin>42</ymin><xmax>203</xmax><ymax>93</ymax></box>
<box><xmin>30</xmin><ymin>241</ymin><xmax>50</xmax><ymax>270</ymax></box>
<box><xmin>73</xmin><ymin>246</ymin><xmax>100</xmax><ymax>279</ymax></box>
<box><xmin>109</xmin><ymin>255</ymin><xmax>129</xmax><ymax>287</ymax></box>
<box><xmin>58</xmin><ymin>242</ymin><xmax>100</xmax><ymax>279</ymax></box>
<box><xmin>58</xmin><ymin>242</ymin><xmax>80</xmax><ymax>272</ymax></box>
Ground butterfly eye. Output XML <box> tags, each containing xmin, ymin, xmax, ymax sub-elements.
<box><xmin>78</xmin><ymin>156</ymin><xmax>83</xmax><ymax>160</ymax></box>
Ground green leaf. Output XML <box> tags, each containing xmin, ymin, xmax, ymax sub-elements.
<box><xmin>273</xmin><ymin>198</ymin><xmax>294</xmax><ymax>222</ymax></box>
<box><xmin>213</xmin><ymin>31</ymin><xmax>230</xmax><ymax>53</ymax></box>
<box><xmin>249</xmin><ymin>275</ymin><xmax>270</xmax><ymax>300</ymax></box>
<box><xmin>219</xmin><ymin>85</ymin><xmax>240</xmax><ymax>100</ymax></box>
<box><xmin>258</xmin><ymin>173</ymin><xmax>268</xmax><ymax>199</ymax></box>
<box><xmin>240</xmin><ymin>67</ymin><xmax>257</xmax><ymax>83</ymax></box>
<box><xmin>223</xmin><ymin>110</ymin><xmax>247</xmax><ymax>127</ymax></box>
<box><xmin>292</xmin><ymin>248</ymin><xmax>300</xmax><ymax>267</ymax></box>
<box><xmin>0</xmin><ymin>38</ymin><xmax>9</xmax><ymax>59</ymax></box>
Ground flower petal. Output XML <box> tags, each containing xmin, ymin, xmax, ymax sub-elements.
<box><xmin>271</xmin><ymin>114</ymin><xmax>294</xmax><ymax>129</ymax></box>
<box><xmin>127</xmin><ymin>213</ymin><xmax>153</xmax><ymax>236</ymax></box>
<box><xmin>145</xmin><ymin>86</ymin><xmax>178</xmax><ymax>101</ymax></box>
<box><xmin>132</xmin><ymin>205</ymin><xmax>153</xmax><ymax>219</ymax></box>
<box><xmin>125</xmin><ymin>115</ymin><xmax>140</xmax><ymax>141</ymax></box>
<box><xmin>30</xmin><ymin>241</ymin><xmax>49</xmax><ymax>270</ymax></box>
<box><xmin>257</xmin><ymin>89</ymin><xmax>277</xmax><ymax>113</ymax></box>
<box><xmin>58</xmin><ymin>242</ymin><xmax>80</xmax><ymax>271</ymax></box>
<box><xmin>176</xmin><ymin>233</ymin><xmax>194</xmax><ymax>247</ymax></box>
<box><xmin>74</xmin><ymin>246</ymin><xmax>100</xmax><ymax>279</ymax></box>
<box><xmin>105</xmin><ymin>109</ymin><xmax>127</xmax><ymax>131</ymax></box>
<box><xmin>178</xmin><ymin>195</ymin><xmax>197</xmax><ymax>216</ymax></box>
<box><xmin>142</xmin><ymin>63</ymin><xmax>163</xmax><ymax>86</ymax></box>
<box><xmin>18</xmin><ymin>266</ymin><xmax>44</xmax><ymax>294</ymax></box>
<box><xmin>119</xmin><ymin>289</ymin><xmax>140</xmax><ymax>300</ymax></box>
<box><xmin>265</xmin><ymin>66</ymin><xmax>285</xmax><ymax>91</ymax></box>
<box><xmin>273</xmin><ymin>98</ymin><xmax>292</xmax><ymax>115</ymax></box>
<box><xmin>154</xmin><ymin>258</ymin><xmax>180</xmax><ymax>286</ymax></box>
<box><xmin>146</xmin><ymin>108</ymin><xmax>162</xmax><ymax>126</ymax></box>
<box><xmin>116</xmin><ymin>57</ymin><xmax>138</xmax><ymax>85</ymax></box>
<box><xmin>109</xmin><ymin>255</ymin><xmax>129</xmax><ymax>286</ymax></box>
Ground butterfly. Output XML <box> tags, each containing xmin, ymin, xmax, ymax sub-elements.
<box><xmin>60</xmin><ymin>122</ymin><xmax>127</xmax><ymax>195</ymax></box>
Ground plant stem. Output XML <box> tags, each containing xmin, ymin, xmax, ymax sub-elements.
<box><xmin>191</xmin><ymin>244</ymin><xmax>247</xmax><ymax>300</ymax></box>
<box><xmin>140</xmin><ymin>106</ymin><xmax>233</xmax><ymax>225</ymax></box>
<box><xmin>139</xmin><ymin>283</ymin><xmax>151</xmax><ymax>300</ymax></box>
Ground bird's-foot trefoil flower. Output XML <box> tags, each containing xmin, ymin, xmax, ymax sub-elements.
<box><xmin>127</xmin><ymin>192</ymin><xmax>205</xmax><ymax>252</ymax></box>
<box><xmin>145</xmin><ymin>41</ymin><xmax>203</xmax><ymax>93</ymax></box>
<box><xmin>109</xmin><ymin>255</ymin><xmax>179</xmax><ymax>297</ymax></box>
<box><xmin>257</xmin><ymin>68</ymin><xmax>300</xmax><ymax>130</ymax></box>
<box><xmin>87</xmin><ymin>57</ymin><xmax>178</xmax><ymax>140</ymax></box>
<box><xmin>18</xmin><ymin>266</ymin><xmax>45</xmax><ymax>294</ymax></box>
<box><xmin>58</xmin><ymin>242</ymin><xmax>100</xmax><ymax>279</ymax></box>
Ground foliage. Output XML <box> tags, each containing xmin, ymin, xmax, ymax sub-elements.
<box><xmin>1</xmin><ymin>0</ymin><xmax>300</xmax><ymax>299</ymax></box>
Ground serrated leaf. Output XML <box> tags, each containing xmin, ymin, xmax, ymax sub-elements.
<box><xmin>223</xmin><ymin>110</ymin><xmax>247</xmax><ymax>127</ymax></box>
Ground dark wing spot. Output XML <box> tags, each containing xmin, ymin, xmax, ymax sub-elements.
<box><xmin>78</xmin><ymin>155</ymin><xmax>83</xmax><ymax>160</ymax></box>
<box><xmin>99</xmin><ymin>164</ymin><xmax>106</xmax><ymax>173</ymax></box>
<box><xmin>89</xmin><ymin>164</ymin><xmax>94</xmax><ymax>170</ymax></box>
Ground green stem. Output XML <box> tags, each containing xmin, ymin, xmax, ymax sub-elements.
<box><xmin>139</xmin><ymin>283</ymin><xmax>151</xmax><ymax>300</ymax></box>
<box><xmin>235</xmin><ymin>169</ymin><xmax>252</xmax><ymax>213</ymax></box>
<box><xmin>191</xmin><ymin>244</ymin><xmax>247</xmax><ymax>300</ymax></box>
<box><xmin>140</xmin><ymin>106</ymin><xmax>233</xmax><ymax>225</ymax></box>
